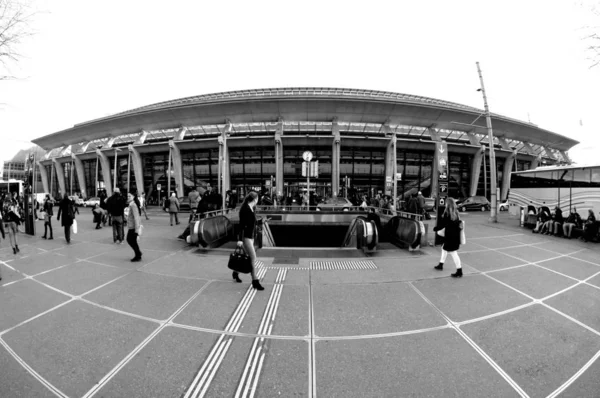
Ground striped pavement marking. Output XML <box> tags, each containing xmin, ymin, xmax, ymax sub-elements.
<box><xmin>235</xmin><ymin>269</ymin><xmax>287</xmax><ymax>398</ymax></box>
<box><xmin>184</xmin><ymin>266</ymin><xmax>268</xmax><ymax>398</ymax></box>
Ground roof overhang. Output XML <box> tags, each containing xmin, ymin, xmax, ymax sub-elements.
<box><xmin>32</xmin><ymin>90</ymin><xmax>578</xmax><ymax>152</ymax></box>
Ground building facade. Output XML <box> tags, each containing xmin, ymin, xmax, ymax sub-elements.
<box><xmin>32</xmin><ymin>88</ymin><xmax>578</xmax><ymax>204</ymax></box>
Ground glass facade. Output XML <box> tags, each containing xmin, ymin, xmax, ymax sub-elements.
<box><xmin>42</xmin><ymin>141</ymin><xmax>543</xmax><ymax>206</ymax></box>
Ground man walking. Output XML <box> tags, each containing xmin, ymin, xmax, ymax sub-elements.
<box><xmin>417</xmin><ymin>191</ymin><xmax>426</xmax><ymax>216</ymax></box>
<box><xmin>106</xmin><ymin>188</ymin><xmax>126</xmax><ymax>244</ymax></box>
<box><xmin>139</xmin><ymin>192</ymin><xmax>150</xmax><ymax>220</ymax></box>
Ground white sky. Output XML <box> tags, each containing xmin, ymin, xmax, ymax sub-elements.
<box><xmin>1</xmin><ymin>0</ymin><xmax>599</xmax><ymax>165</ymax></box>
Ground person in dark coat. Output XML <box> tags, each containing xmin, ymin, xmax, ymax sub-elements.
<box><xmin>580</xmin><ymin>209</ymin><xmax>598</xmax><ymax>242</ymax></box>
<box><xmin>234</xmin><ymin>191</ymin><xmax>264</xmax><ymax>291</ymax></box>
<box><xmin>433</xmin><ymin>197</ymin><xmax>463</xmax><ymax>278</ymax></box>
<box><xmin>42</xmin><ymin>194</ymin><xmax>54</xmax><ymax>240</ymax></box>
<box><xmin>57</xmin><ymin>193</ymin><xmax>76</xmax><ymax>243</ymax></box>
<box><xmin>406</xmin><ymin>194</ymin><xmax>419</xmax><ymax>214</ymax></box>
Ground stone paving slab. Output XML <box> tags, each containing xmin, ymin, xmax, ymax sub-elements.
<box><xmin>84</xmin><ymin>246</ymin><xmax>172</xmax><ymax>269</ymax></box>
<box><xmin>545</xmin><ymin>284</ymin><xmax>600</xmax><ymax>331</ymax></box>
<box><xmin>460</xmin><ymin>250</ymin><xmax>527</xmax><ymax>272</ymax></box>
<box><xmin>2</xmin><ymin>300</ymin><xmax>157</xmax><ymax>398</ymax></box>
<box><xmin>413</xmin><ymin>274</ymin><xmax>532</xmax><ymax>323</ymax></box>
<box><xmin>315</xmin><ymin>329</ymin><xmax>519</xmax><ymax>398</ymax></box>
<box><xmin>537</xmin><ymin>256</ymin><xmax>600</xmax><ymax>280</ymax></box>
<box><xmin>0</xmin><ymin>342</ymin><xmax>57</xmax><ymax>398</ymax></box>
<box><xmin>560</xmin><ymin>352</ymin><xmax>600</xmax><ymax>398</ymax></box>
<box><xmin>461</xmin><ymin>304</ymin><xmax>600</xmax><ymax>398</ymax></box>
<box><xmin>312</xmin><ymin>282</ymin><xmax>446</xmax><ymax>337</ymax></box>
<box><xmin>0</xmin><ymin>244</ymin><xmax>44</xmax><ymax>261</ymax></box>
<box><xmin>0</xmin><ymin>279</ymin><xmax>70</xmax><ymax>332</ymax></box>
<box><xmin>270</xmin><ymin>284</ymin><xmax>309</xmax><ymax>337</ymax></box>
<box><xmin>490</xmin><ymin>265</ymin><xmax>577</xmax><ymax>299</ymax></box>
<box><xmin>52</xmin><ymin>241</ymin><xmax>118</xmax><ymax>260</ymax></box>
<box><xmin>498</xmin><ymin>245</ymin><xmax>564</xmax><ymax>263</ymax></box>
<box><xmin>570</xmin><ymin>249</ymin><xmax>600</xmax><ymax>266</ymax></box>
<box><xmin>35</xmin><ymin>261</ymin><xmax>130</xmax><ymax>296</ymax></box>
<box><xmin>96</xmin><ymin>326</ymin><xmax>219</xmax><ymax>398</ymax></box>
<box><xmin>8</xmin><ymin>252</ymin><xmax>79</xmax><ymax>276</ymax></box>
<box><xmin>83</xmin><ymin>271</ymin><xmax>207</xmax><ymax>320</ymax></box>
<box><xmin>0</xmin><ymin>263</ymin><xmax>23</xmax><ymax>285</ymax></box>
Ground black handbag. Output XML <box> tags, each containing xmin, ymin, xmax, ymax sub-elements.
<box><xmin>228</xmin><ymin>246</ymin><xmax>253</xmax><ymax>274</ymax></box>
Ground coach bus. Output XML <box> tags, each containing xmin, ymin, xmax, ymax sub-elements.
<box><xmin>0</xmin><ymin>179</ymin><xmax>24</xmax><ymax>198</ymax></box>
<box><xmin>508</xmin><ymin>165</ymin><xmax>600</xmax><ymax>215</ymax></box>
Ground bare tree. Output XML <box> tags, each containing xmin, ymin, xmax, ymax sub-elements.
<box><xmin>0</xmin><ymin>0</ymin><xmax>34</xmax><ymax>80</ymax></box>
<box><xmin>578</xmin><ymin>1</ymin><xmax>600</xmax><ymax>68</ymax></box>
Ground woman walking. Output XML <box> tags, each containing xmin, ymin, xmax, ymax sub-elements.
<box><xmin>57</xmin><ymin>193</ymin><xmax>76</xmax><ymax>243</ymax></box>
<box><xmin>41</xmin><ymin>194</ymin><xmax>54</xmax><ymax>240</ymax></box>
<box><xmin>2</xmin><ymin>197</ymin><xmax>22</xmax><ymax>254</ymax></box>
<box><xmin>433</xmin><ymin>197</ymin><xmax>464</xmax><ymax>278</ymax></box>
<box><xmin>234</xmin><ymin>191</ymin><xmax>264</xmax><ymax>290</ymax></box>
<box><xmin>126</xmin><ymin>192</ymin><xmax>143</xmax><ymax>262</ymax></box>
<box><xmin>168</xmin><ymin>192</ymin><xmax>180</xmax><ymax>226</ymax></box>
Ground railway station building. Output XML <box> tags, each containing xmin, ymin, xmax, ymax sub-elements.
<box><xmin>31</xmin><ymin>88</ymin><xmax>579</xmax><ymax>204</ymax></box>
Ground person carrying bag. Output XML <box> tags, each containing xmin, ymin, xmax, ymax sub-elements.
<box><xmin>230</xmin><ymin>191</ymin><xmax>264</xmax><ymax>291</ymax></box>
<box><xmin>433</xmin><ymin>197</ymin><xmax>464</xmax><ymax>278</ymax></box>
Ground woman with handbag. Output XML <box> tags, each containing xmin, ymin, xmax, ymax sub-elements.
<box><xmin>42</xmin><ymin>194</ymin><xmax>54</xmax><ymax>240</ymax></box>
<box><xmin>126</xmin><ymin>192</ymin><xmax>143</xmax><ymax>262</ymax></box>
<box><xmin>234</xmin><ymin>191</ymin><xmax>264</xmax><ymax>290</ymax></box>
<box><xmin>2</xmin><ymin>197</ymin><xmax>21</xmax><ymax>254</ymax></box>
<box><xmin>433</xmin><ymin>197</ymin><xmax>464</xmax><ymax>278</ymax></box>
<box><xmin>57</xmin><ymin>193</ymin><xmax>75</xmax><ymax>243</ymax></box>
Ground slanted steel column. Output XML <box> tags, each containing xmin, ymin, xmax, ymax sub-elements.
<box><xmin>469</xmin><ymin>146</ymin><xmax>485</xmax><ymax>197</ymax></box>
<box><xmin>217</xmin><ymin>122</ymin><xmax>231</xmax><ymax>208</ymax></box>
<box><xmin>128</xmin><ymin>145</ymin><xmax>145</xmax><ymax>195</ymax></box>
<box><xmin>384</xmin><ymin>125</ymin><xmax>397</xmax><ymax>205</ymax></box>
<box><xmin>331</xmin><ymin>118</ymin><xmax>341</xmax><ymax>196</ymax></box>
<box><xmin>531</xmin><ymin>154</ymin><xmax>542</xmax><ymax>169</ymax></box>
<box><xmin>169</xmin><ymin>140</ymin><xmax>184</xmax><ymax>198</ymax></box>
<box><xmin>96</xmin><ymin>149</ymin><xmax>113</xmax><ymax>197</ymax></box>
<box><xmin>52</xmin><ymin>158</ymin><xmax>66</xmax><ymax>197</ymax></box>
<box><xmin>71</xmin><ymin>154</ymin><xmax>87</xmax><ymax>199</ymax></box>
<box><xmin>500</xmin><ymin>151</ymin><xmax>517</xmax><ymax>201</ymax></box>
<box><xmin>275</xmin><ymin>118</ymin><xmax>284</xmax><ymax>198</ymax></box>
<box><xmin>37</xmin><ymin>161</ymin><xmax>49</xmax><ymax>194</ymax></box>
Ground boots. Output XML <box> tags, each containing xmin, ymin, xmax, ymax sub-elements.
<box><xmin>232</xmin><ymin>272</ymin><xmax>242</xmax><ymax>283</ymax></box>
<box><xmin>434</xmin><ymin>263</ymin><xmax>443</xmax><ymax>270</ymax></box>
<box><xmin>15</xmin><ymin>245</ymin><xmax>19</xmax><ymax>253</ymax></box>
<box><xmin>252</xmin><ymin>279</ymin><xmax>264</xmax><ymax>291</ymax></box>
<box><xmin>451</xmin><ymin>268</ymin><xmax>463</xmax><ymax>278</ymax></box>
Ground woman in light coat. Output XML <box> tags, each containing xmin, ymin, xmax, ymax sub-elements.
<box><xmin>168</xmin><ymin>192</ymin><xmax>180</xmax><ymax>226</ymax></box>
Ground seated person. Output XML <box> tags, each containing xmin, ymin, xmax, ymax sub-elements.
<box><xmin>545</xmin><ymin>206</ymin><xmax>564</xmax><ymax>236</ymax></box>
<box><xmin>533</xmin><ymin>206</ymin><xmax>551</xmax><ymax>233</ymax></box>
<box><xmin>562</xmin><ymin>208</ymin><xmax>582</xmax><ymax>239</ymax></box>
<box><xmin>580</xmin><ymin>209</ymin><xmax>598</xmax><ymax>242</ymax></box>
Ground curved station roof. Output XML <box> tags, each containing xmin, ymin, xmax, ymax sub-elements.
<box><xmin>33</xmin><ymin>87</ymin><xmax>578</xmax><ymax>162</ymax></box>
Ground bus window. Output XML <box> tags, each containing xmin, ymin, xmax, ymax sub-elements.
<box><xmin>572</xmin><ymin>169</ymin><xmax>591</xmax><ymax>188</ymax></box>
<box><xmin>534</xmin><ymin>171</ymin><xmax>556</xmax><ymax>188</ymax></box>
<box><xmin>591</xmin><ymin>167</ymin><xmax>600</xmax><ymax>188</ymax></box>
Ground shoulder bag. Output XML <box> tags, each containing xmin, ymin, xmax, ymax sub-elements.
<box><xmin>228</xmin><ymin>246</ymin><xmax>253</xmax><ymax>274</ymax></box>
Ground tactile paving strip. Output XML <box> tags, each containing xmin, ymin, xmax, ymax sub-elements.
<box><xmin>310</xmin><ymin>260</ymin><xmax>377</xmax><ymax>270</ymax></box>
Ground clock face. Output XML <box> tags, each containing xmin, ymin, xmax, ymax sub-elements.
<box><xmin>302</xmin><ymin>151</ymin><xmax>313</xmax><ymax>162</ymax></box>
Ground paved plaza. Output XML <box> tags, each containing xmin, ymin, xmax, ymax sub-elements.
<box><xmin>1</xmin><ymin>210</ymin><xmax>600</xmax><ymax>397</ymax></box>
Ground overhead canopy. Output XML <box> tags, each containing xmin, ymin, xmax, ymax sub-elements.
<box><xmin>32</xmin><ymin>87</ymin><xmax>578</xmax><ymax>152</ymax></box>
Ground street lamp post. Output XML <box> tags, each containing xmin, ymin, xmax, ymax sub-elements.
<box><xmin>476</xmin><ymin>62</ymin><xmax>498</xmax><ymax>223</ymax></box>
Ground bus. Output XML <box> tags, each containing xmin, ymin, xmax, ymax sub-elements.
<box><xmin>0</xmin><ymin>179</ymin><xmax>24</xmax><ymax>198</ymax></box>
<box><xmin>509</xmin><ymin>165</ymin><xmax>600</xmax><ymax>215</ymax></box>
